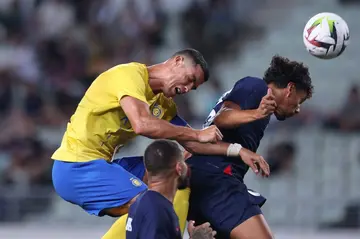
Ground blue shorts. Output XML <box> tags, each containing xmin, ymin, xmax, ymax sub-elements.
<box><xmin>52</xmin><ymin>157</ymin><xmax>147</xmax><ymax>216</ymax></box>
<box><xmin>187</xmin><ymin>155</ymin><xmax>266</xmax><ymax>239</ymax></box>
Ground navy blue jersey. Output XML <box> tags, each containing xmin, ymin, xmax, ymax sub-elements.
<box><xmin>126</xmin><ymin>190</ymin><xmax>182</xmax><ymax>239</ymax></box>
<box><xmin>203</xmin><ymin>76</ymin><xmax>270</xmax><ymax>179</ymax></box>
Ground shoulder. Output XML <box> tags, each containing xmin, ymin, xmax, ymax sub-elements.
<box><xmin>102</xmin><ymin>62</ymin><xmax>148</xmax><ymax>82</ymax></box>
<box><xmin>154</xmin><ymin>94</ymin><xmax>177</xmax><ymax>119</ymax></box>
<box><xmin>132</xmin><ymin>193</ymin><xmax>173</xmax><ymax>228</ymax></box>
<box><xmin>233</xmin><ymin>76</ymin><xmax>268</xmax><ymax>94</ymax></box>
<box><xmin>157</xmin><ymin>94</ymin><xmax>176</xmax><ymax>108</ymax></box>
<box><xmin>137</xmin><ymin>191</ymin><xmax>172</xmax><ymax>216</ymax></box>
<box><xmin>223</xmin><ymin>76</ymin><xmax>267</xmax><ymax>108</ymax></box>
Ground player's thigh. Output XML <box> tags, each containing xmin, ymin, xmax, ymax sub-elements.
<box><xmin>53</xmin><ymin>159</ymin><xmax>147</xmax><ymax>216</ymax></box>
<box><xmin>103</xmin><ymin>156</ymin><xmax>147</xmax><ymax>216</ymax></box>
<box><xmin>173</xmin><ymin>188</ymin><xmax>191</xmax><ymax>236</ymax></box>
<box><xmin>188</xmin><ymin>167</ymin><xmax>266</xmax><ymax>238</ymax></box>
<box><xmin>230</xmin><ymin>214</ymin><xmax>273</xmax><ymax>239</ymax></box>
<box><xmin>112</xmin><ymin>156</ymin><xmax>146</xmax><ymax>181</ymax></box>
<box><xmin>96</xmin><ymin>163</ymin><xmax>146</xmax><ymax>217</ymax></box>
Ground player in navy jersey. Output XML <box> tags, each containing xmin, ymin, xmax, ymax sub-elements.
<box><xmin>186</xmin><ymin>55</ymin><xmax>314</xmax><ymax>239</ymax></box>
<box><xmin>126</xmin><ymin>140</ymin><xmax>216</xmax><ymax>239</ymax></box>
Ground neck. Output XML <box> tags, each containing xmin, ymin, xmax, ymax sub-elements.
<box><xmin>147</xmin><ymin>175</ymin><xmax>177</xmax><ymax>203</ymax></box>
<box><xmin>147</xmin><ymin>63</ymin><xmax>167</xmax><ymax>95</ymax></box>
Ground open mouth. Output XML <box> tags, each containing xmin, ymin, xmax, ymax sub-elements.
<box><xmin>175</xmin><ymin>87</ymin><xmax>181</xmax><ymax>94</ymax></box>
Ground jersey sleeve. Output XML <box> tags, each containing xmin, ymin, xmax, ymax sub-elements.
<box><xmin>170</xmin><ymin>115</ymin><xmax>189</xmax><ymax>127</ymax></box>
<box><xmin>157</xmin><ymin>94</ymin><xmax>178</xmax><ymax>122</ymax></box>
<box><xmin>138</xmin><ymin>208</ymin><xmax>175</xmax><ymax>239</ymax></box>
<box><xmin>223</xmin><ymin>78</ymin><xmax>268</xmax><ymax>109</ymax></box>
<box><xmin>107</xmin><ymin>64</ymin><xmax>149</xmax><ymax>104</ymax></box>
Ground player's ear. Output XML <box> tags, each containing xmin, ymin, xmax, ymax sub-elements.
<box><xmin>286</xmin><ymin>82</ymin><xmax>295</xmax><ymax>97</ymax></box>
<box><xmin>175</xmin><ymin>162</ymin><xmax>182</xmax><ymax>176</ymax></box>
<box><xmin>174</xmin><ymin>55</ymin><xmax>185</xmax><ymax>66</ymax></box>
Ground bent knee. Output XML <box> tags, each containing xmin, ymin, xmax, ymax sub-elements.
<box><xmin>102</xmin><ymin>195</ymin><xmax>139</xmax><ymax>217</ymax></box>
<box><xmin>102</xmin><ymin>202</ymin><xmax>132</xmax><ymax>217</ymax></box>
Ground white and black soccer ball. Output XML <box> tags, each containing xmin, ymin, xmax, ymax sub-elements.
<box><xmin>303</xmin><ymin>12</ymin><xmax>350</xmax><ymax>59</ymax></box>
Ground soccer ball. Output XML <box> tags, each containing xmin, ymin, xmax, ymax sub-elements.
<box><xmin>303</xmin><ymin>12</ymin><xmax>350</xmax><ymax>59</ymax></box>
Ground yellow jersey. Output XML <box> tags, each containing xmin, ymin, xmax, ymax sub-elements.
<box><xmin>52</xmin><ymin>63</ymin><xmax>177</xmax><ymax>162</ymax></box>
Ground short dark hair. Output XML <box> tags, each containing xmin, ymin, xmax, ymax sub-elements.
<box><xmin>263</xmin><ymin>55</ymin><xmax>313</xmax><ymax>99</ymax></box>
<box><xmin>144</xmin><ymin>140</ymin><xmax>183</xmax><ymax>176</ymax></box>
<box><xmin>173</xmin><ymin>48</ymin><xmax>210</xmax><ymax>82</ymax></box>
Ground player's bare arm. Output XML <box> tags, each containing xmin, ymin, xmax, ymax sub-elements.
<box><xmin>178</xmin><ymin>120</ymin><xmax>269</xmax><ymax>176</ymax></box>
<box><xmin>120</xmin><ymin>96</ymin><xmax>223</xmax><ymax>143</ymax></box>
<box><xmin>213</xmin><ymin>89</ymin><xmax>276</xmax><ymax>129</ymax></box>
<box><xmin>180</xmin><ymin>140</ymin><xmax>269</xmax><ymax>177</ymax></box>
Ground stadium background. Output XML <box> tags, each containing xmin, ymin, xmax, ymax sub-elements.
<box><xmin>0</xmin><ymin>0</ymin><xmax>359</xmax><ymax>238</ymax></box>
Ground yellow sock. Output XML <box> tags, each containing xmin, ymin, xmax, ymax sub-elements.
<box><xmin>173</xmin><ymin>188</ymin><xmax>191</xmax><ymax>236</ymax></box>
<box><xmin>102</xmin><ymin>214</ymin><xmax>128</xmax><ymax>239</ymax></box>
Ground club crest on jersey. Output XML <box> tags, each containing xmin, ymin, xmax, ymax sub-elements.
<box><xmin>130</xmin><ymin>177</ymin><xmax>142</xmax><ymax>187</ymax></box>
<box><xmin>151</xmin><ymin>103</ymin><xmax>163</xmax><ymax>118</ymax></box>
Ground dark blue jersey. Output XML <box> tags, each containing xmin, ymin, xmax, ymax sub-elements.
<box><xmin>126</xmin><ymin>190</ymin><xmax>182</xmax><ymax>239</ymax></box>
<box><xmin>203</xmin><ymin>76</ymin><xmax>270</xmax><ymax>179</ymax></box>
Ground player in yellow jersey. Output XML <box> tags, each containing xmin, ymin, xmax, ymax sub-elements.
<box><xmin>51</xmin><ymin>48</ymin><xmax>267</xmax><ymax>220</ymax></box>
<box><xmin>51</xmin><ymin>48</ymin><xmax>217</xmax><ymax>217</ymax></box>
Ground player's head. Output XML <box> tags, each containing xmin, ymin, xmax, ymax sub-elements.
<box><xmin>144</xmin><ymin>140</ymin><xmax>189</xmax><ymax>190</ymax></box>
<box><xmin>163</xmin><ymin>48</ymin><xmax>209</xmax><ymax>98</ymax></box>
<box><xmin>263</xmin><ymin>55</ymin><xmax>313</xmax><ymax>121</ymax></box>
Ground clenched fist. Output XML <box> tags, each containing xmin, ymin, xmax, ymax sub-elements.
<box><xmin>197</xmin><ymin>125</ymin><xmax>223</xmax><ymax>143</ymax></box>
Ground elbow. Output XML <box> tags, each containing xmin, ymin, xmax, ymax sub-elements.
<box><xmin>132</xmin><ymin>123</ymin><xmax>145</xmax><ymax>135</ymax></box>
<box><xmin>213</xmin><ymin>115</ymin><xmax>226</xmax><ymax>129</ymax></box>
<box><xmin>132</xmin><ymin>117</ymin><xmax>148</xmax><ymax>135</ymax></box>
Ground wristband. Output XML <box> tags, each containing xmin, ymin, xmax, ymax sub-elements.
<box><xmin>226</xmin><ymin>143</ymin><xmax>243</xmax><ymax>157</ymax></box>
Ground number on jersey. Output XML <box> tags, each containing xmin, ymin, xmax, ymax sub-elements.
<box><xmin>203</xmin><ymin>88</ymin><xmax>232</xmax><ymax>128</ymax></box>
<box><xmin>126</xmin><ymin>217</ymin><xmax>133</xmax><ymax>232</ymax></box>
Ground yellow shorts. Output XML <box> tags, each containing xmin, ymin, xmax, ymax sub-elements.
<box><xmin>102</xmin><ymin>188</ymin><xmax>190</xmax><ymax>239</ymax></box>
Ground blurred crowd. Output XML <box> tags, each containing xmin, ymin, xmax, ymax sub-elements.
<box><xmin>0</xmin><ymin>0</ymin><xmax>252</xmax><ymax>221</ymax></box>
<box><xmin>0</xmin><ymin>0</ymin><xmax>359</xmax><ymax>223</ymax></box>
<box><xmin>0</xmin><ymin>0</ymin><xmax>261</xmax><ymax>190</ymax></box>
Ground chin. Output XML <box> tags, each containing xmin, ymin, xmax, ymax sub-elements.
<box><xmin>275</xmin><ymin>113</ymin><xmax>286</xmax><ymax>121</ymax></box>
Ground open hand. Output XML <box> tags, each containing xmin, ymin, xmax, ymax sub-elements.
<box><xmin>239</xmin><ymin>148</ymin><xmax>270</xmax><ymax>177</ymax></box>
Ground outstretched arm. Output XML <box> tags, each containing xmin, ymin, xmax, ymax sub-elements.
<box><xmin>169</xmin><ymin>115</ymin><xmax>231</xmax><ymax>156</ymax></box>
<box><xmin>120</xmin><ymin>96</ymin><xmax>223</xmax><ymax>143</ymax></box>
<box><xmin>173</xmin><ymin>116</ymin><xmax>269</xmax><ymax>176</ymax></box>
